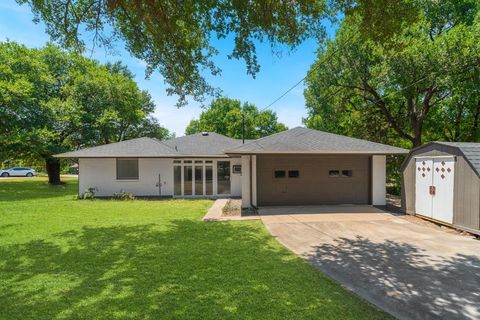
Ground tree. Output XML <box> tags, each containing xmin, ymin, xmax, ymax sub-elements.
<box><xmin>18</xmin><ymin>0</ymin><xmax>328</xmax><ymax>106</ymax></box>
<box><xmin>185</xmin><ymin>98</ymin><xmax>287</xmax><ymax>139</ymax></box>
<box><xmin>0</xmin><ymin>41</ymin><xmax>171</xmax><ymax>184</ymax></box>
<box><xmin>304</xmin><ymin>0</ymin><xmax>480</xmax><ymax>148</ymax></box>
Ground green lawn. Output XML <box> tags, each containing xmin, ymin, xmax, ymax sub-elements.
<box><xmin>0</xmin><ymin>177</ymin><xmax>390</xmax><ymax>320</ymax></box>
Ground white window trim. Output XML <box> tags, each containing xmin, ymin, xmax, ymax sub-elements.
<box><xmin>172</xmin><ymin>159</ymin><xmax>231</xmax><ymax>198</ymax></box>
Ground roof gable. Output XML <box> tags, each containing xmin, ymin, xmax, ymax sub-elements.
<box><xmin>226</xmin><ymin>127</ymin><xmax>407</xmax><ymax>154</ymax></box>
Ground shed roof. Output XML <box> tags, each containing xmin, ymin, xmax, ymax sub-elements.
<box><xmin>225</xmin><ymin>127</ymin><xmax>408</xmax><ymax>154</ymax></box>
<box><xmin>434</xmin><ymin>142</ymin><xmax>480</xmax><ymax>176</ymax></box>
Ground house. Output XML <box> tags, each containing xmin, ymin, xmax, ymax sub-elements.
<box><xmin>55</xmin><ymin>127</ymin><xmax>407</xmax><ymax>208</ymax></box>
<box><xmin>402</xmin><ymin>142</ymin><xmax>480</xmax><ymax>235</ymax></box>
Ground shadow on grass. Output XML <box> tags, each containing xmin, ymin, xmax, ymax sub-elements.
<box><xmin>308</xmin><ymin>236</ymin><xmax>480</xmax><ymax>320</ymax></box>
<box><xmin>0</xmin><ymin>221</ymin><xmax>389</xmax><ymax>320</ymax></box>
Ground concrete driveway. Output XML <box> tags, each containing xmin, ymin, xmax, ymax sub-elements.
<box><xmin>259</xmin><ymin>205</ymin><xmax>480</xmax><ymax>320</ymax></box>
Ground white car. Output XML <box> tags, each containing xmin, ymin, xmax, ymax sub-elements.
<box><xmin>0</xmin><ymin>167</ymin><xmax>36</xmax><ymax>177</ymax></box>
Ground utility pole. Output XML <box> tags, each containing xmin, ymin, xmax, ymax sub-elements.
<box><xmin>241</xmin><ymin>113</ymin><xmax>245</xmax><ymax>144</ymax></box>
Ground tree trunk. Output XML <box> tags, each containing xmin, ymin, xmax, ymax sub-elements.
<box><xmin>46</xmin><ymin>158</ymin><xmax>61</xmax><ymax>184</ymax></box>
<box><xmin>471</xmin><ymin>101</ymin><xmax>480</xmax><ymax>141</ymax></box>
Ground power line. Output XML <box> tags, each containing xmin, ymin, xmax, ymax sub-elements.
<box><xmin>260</xmin><ymin>33</ymin><xmax>356</xmax><ymax>113</ymax></box>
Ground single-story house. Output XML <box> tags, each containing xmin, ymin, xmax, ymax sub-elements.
<box><xmin>55</xmin><ymin>127</ymin><xmax>407</xmax><ymax>208</ymax></box>
<box><xmin>402</xmin><ymin>142</ymin><xmax>480</xmax><ymax>235</ymax></box>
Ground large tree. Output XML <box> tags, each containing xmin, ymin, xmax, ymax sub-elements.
<box><xmin>0</xmin><ymin>41</ymin><xmax>171</xmax><ymax>184</ymax></box>
<box><xmin>17</xmin><ymin>0</ymin><xmax>328</xmax><ymax>106</ymax></box>
<box><xmin>304</xmin><ymin>0</ymin><xmax>480</xmax><ymax>148</ymax></box>
<box><xmin>185</xmin><ymin>97</ymin><xmax>287</xmax><ymax>139</ymax></box>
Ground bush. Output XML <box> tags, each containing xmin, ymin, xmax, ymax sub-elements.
<box><xmin>77</xmin><ymin>187</ymin><xmax>96</xmax><ymax>200</ymax></box>
<box><xmin>113</xmin><ymin>191</ymin><xmax>135</xmax><ymax>201</ymax></box>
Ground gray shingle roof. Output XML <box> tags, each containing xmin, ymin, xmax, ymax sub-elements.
<box><xmin>225</xmin><ymin>127</ymin><xmax>408</xmax><ymax>154</ymax></box>
<box><xmin>54</xmin><ymin>137</ymin><xmax>178</xmax><ymax>158</ymax></box>
<box><xmin>163</xmin><ymin>132</ymin><xmax>246</xmax><ymax>156</ymax></box>
<box><xmin>434</xmin><ymin>142</ymin><xmax>480</xmax><ymax>175</ymax></box>
<box><xmin>54</xmin><ymin>133</ymin><xmax>246</xmax><ymax>158</ymax></box>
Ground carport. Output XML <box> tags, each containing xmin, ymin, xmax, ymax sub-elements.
<box><xmin>225</xmin><ymin>127</ymin><xmax>407</xmax><ymax>208</ymax></box>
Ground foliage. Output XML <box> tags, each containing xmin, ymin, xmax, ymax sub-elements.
<box><xmin>113</xmin><ymin>190</ymin><xmax>135</xmax><ymax>201</ymax></box>
<box><xmin>185</xmin><ymin>97</ymin><xmax>287</xmax><ymax>139</ymax></box>
<box><xmin>77</xmin><ymin>187</ymin><xmax>97</xmax><ymax>200</ymax></box>
<box><xmin>17</xmin><ymin>0</ymin><xmax>328</xmax><ymax>106</ymax></box>
<box><xmin>0</xmin><ymin>177</ymin><xmax>390</xmax><ymax>319</ymax></box>
<box><xmin>304</xmin><ymin>0</ymin><xmax>480</xmax><ymax>148</ymax></box>
<box><xmin>0</xmin><ymin>41</ymin><xmax>171</xmax><ymax>183</ymax></box>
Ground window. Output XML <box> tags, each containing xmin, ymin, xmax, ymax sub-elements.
<box><xmin>184</xmin><ymin>160</ymin><xmax>192</xmax><ymax>164</ymax></box>
<box><xmin>288</xmin><ymin>170</ymin><xmax>300</xmax><ymax>178</ymax></box>
<box><xmin>173</xmin><ymin>160</ymin><xmax>181</xmax><ymax>164</ymax></box>
<box><xmin>329</xmin><ymin>170</ymin><xmax>353</xmax><ymax>178</ymax></box>
<box><xmin>341</xmin><ymin>170</ymin><xmax>353</xmax><ymax>177</ymax></box>
<box><xmin>116</xmin><ymin>159</ymin><xmax>139</xmax><ymax>180</ymax></box>
<box><xmin>217</xmin><ymin>161</ymin><xmax>231</xmax><ymax>194</ymax></box>
<box><xmin>195</xmin><ymin>160</ymin><xmax>203</xmax><ymax>164</ymax></box>
<box><xmin>205</xmin><ymin>160</ymin><xmax>213</xmax><ymax>164</ymax></box>
<box><xmin>232</xmin><ymin>165</ymin><xmax>242</xmax><ymax>174</ymax></box>
<box><xmin>274</xmin><ymin>170</ymin><xmax>286</xmax><ymax>178</ymax></box>
<box><xmin>329</xmin><ymin>170</ymin><xmax>340</xmax><ymax>177</ymax></box>
<box><xmin>174</xmin><ymin>165</ymin><xmax>182</xmax><ymax>195</ymax></box>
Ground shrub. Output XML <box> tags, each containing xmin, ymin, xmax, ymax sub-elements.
<box><xmin>113</xmin><ymin>191</ymin><xmax>135</xmax><ymax>201</ymax></box>
<box><xmin>77</xmin><ymin>187</ymin><xmax>96</xmax><ymax>200</ymax></box>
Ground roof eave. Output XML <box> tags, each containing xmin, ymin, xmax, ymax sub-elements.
<box><xmin>224</xmin><ymin>150</ymin><xmax>408</xmax><ymax>155</ymax></box>
<box><xmin>54</xmin><ymin>154</ymin><xmax>233</xmax><ymax>158</ymax></box>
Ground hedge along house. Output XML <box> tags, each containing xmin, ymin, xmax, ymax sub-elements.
<box><xmin>401</xmin><ymin>142</ymin><xmax>480</xmax><ymax>235</ymax></box>
<box><xmin>55</xmin><ymin>127</ymin><xmax>407</xmax><ymax>208</ymax></box>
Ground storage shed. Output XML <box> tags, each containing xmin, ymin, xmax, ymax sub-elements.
<box><xmin>401</xmin><ymin>142</ymin><xmax>480</xmax><ymax>235</ymax></box>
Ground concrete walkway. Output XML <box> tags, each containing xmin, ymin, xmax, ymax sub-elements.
<box><xmin>203</xmin><ymin>199</ymin><xmax>260</xmax><ymax>222</ymax></box>
<box><xmin>259</xmin><ymin>205</ymin><xmax>480</xmax><ymax>320</ymax></box>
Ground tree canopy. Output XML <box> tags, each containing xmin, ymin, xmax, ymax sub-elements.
<box><xmin>185</xmin><ymin>98</ymin><xmax>287</xmax><ymax>139</ymax></box>
<box><xmin>17</xmin><ymin>0</ymin><xmax>328</xmax><ymax>106</ymax></box>
<box><xmin>0</xmin><ymin>41</ymin><xmax>171</xmax><ymax>183</ymax></box>
<box><xmin>304</xmin><ymin>0</ymin><xmax>480</xmax><ymax>148</ymax></box>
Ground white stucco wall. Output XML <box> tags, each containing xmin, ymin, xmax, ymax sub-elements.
<box><xmin>252</xmin><ymin>155</ymin><xmax>257</xmax><ymax>207</ymax></box>
<box><xmin>79</xmin><ymin>158</ymin><xmax>173</xmax><ymax>197</ymax></box>
<box><xmin>241</xmin><ymin>155</ymin><xmax>251</xmax><ymax>208</ymax></box>
<box><xmin>78</xmin><ymin>157</ymin><xmax>243</xmax><ymax>198</ymax></box>
<box><xmin>230</xmin><ymin>158</ymin><xmax>242</xmax><ymax>197</ymax></box>
<box><xmin>371</xmin><ymin>155</ymin><xmax>386</xmax><ymax>205</ymax></box>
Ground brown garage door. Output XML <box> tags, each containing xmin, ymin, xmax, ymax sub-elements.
<box><xmin>256</xmin><ymin>155</ymin><xmax>371</xmax><ymax>206</ymax></box>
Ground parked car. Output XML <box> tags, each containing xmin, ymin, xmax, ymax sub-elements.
<box><xmin>0</xmin><ymin>167</ymin><xmax>36</xmax><ymax>177</ymax></box>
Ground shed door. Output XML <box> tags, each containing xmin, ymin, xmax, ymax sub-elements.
<box><xmin>415</xmin><ymin>159</ymin><xmax>434</xmax><ymax>217</ymax></box>
<box><xmin>432</xmin><ymin>158</ymin><xmax>454</xmax><ymax>224</ymax></box>
<box><xmin>415</xmin><ymin>157</ymin><xmax>454</xmax><ymax>224</ymax></box>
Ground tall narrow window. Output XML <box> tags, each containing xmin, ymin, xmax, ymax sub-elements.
<box><xmin>184</xmin><ymin>165</ymin><xmax>193</xmax><ymax>195</ymax></box>
<box><xmin>116</xmin><ymin>159</ymin><xmax>138</xmax><ymax>180</ymax></box>
<box><xmin>174</xmin><ymin>165</ymin><xmax>182</xmax><ymax>195</ymax></box>
<box><xmin>217</xmin><ymin>161</ymin><xmax>231</xmax><ymax>194</ymax></box>
<box><xmin>194</xmin><ymin>166</ymin><xmax>203</xmax><ymax>195</ymax></box>
<box><xmin>205</xmin><ymin>165</ymin><xmax>213</xmax><ymax>195</ymax></box>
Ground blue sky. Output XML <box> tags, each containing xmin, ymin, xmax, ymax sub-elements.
<box><xmin>0</xmin><ymin>0</ymin><xmax>336</xmax><ymax>136</ymax></box>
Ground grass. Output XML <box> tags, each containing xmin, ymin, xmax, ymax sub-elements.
<box><xmin>0</xmin><ymin>177</ymin><xmax>390</xmax><ymax>320</ymax></box>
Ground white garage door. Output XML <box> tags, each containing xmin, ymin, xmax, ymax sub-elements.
<box><xmin>415</xmin><ymin>157</ymin><xmax>455</xmax><ymax>224</ymax></box>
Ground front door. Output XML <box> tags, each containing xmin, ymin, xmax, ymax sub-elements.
<box><xmin>415</xmin><ymin>157</ymin><xmax>454</xmax><ymax>223</ymax></box>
